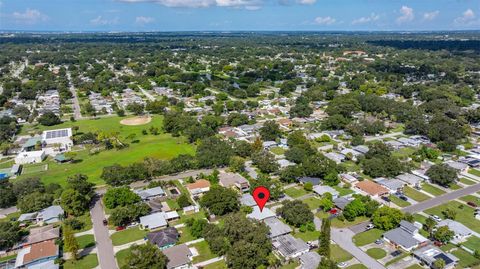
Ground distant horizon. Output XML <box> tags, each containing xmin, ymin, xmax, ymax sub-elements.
<box><xmin>1</xmin><ymin>0</ymin><xmax>479</xmax><ymax>32</ymax></box>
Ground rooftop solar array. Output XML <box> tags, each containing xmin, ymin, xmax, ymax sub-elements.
<box><xmin>45</xmin><ymin>129</ymin><xmax>69</xmax><ymax>139</ymax></box>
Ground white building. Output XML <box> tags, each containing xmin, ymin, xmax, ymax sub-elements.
<box><xmin>15</xmin><ymin>150</ymin><xmax>46</xmax><ymax>164</ymax></box>
<box><xmin>42</xmin><ymin>128</ymin><xmax>73</xmax><ymax>151</ymax></box>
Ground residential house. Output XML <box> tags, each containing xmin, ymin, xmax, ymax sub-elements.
<box><xmin>355</xmin><ymin>180</ymin><xmax>389</xmax><ymax>197</ymax></box>
<box><xmin>247</xmin><ymin>206</ymin><xmax>276</xmax><ymax>221</ymax></box>
<box><xmin>15</xmin><ymin>240</ymin><xmax>59</xmax><ymax>268</ymax></box>
<box><xmin>298</xmin><ymin>177</ymin><xmax>321</xmax><ymax>186</ymax></box>
<box><xmin>240</xmin><ymin>193</ymin><xmax>257</xmax><ymax>207</ymax></box>
<box><xmin>15</xmin><ymin>150</ymin><xmax>46</xmax><ymax>164</ymax></box>
<box><xmin>445</xmin><ymin>161</ymin><xmax>469</xmax><ymax>173</ymax></box>
<box><xmin>396</xmin><ymin>173</ymin><xmax>424</xmax><ymax>188</ymax></box>
<box><xmin>186</xmin><ymin>179</ymin><xmax>211</xmax><ymax>197</ymax></box>
<box><xmin>37</xmin><ymin>206</ymin><xmax>64</xmax><ymax>224</ymax></box>
<box><xmin>147</xmin><ymin>227</ymin><xmax>179</xmax><ymax>249</ymax></box>
<box><xmin>277</xmin><ymin>159</ymin><xmax>295</xmax><ymax>168</ymax></box>
<box><xmin>299</xmin><ymin>252</ymin><xmax>321</xmax><ymax>269</ymax></box>
<box><xmin>272</xmin><ymin>234</ymin><xmax>309</xmax><ymax>260</ymax></box>
<box><xmin>264</xmin><ymin>217</ymin><xmax>292</xmax><ymax>239</ymax></box>
<box><xmin>162</xmin><ymin>244</ymin><xmax>192</xmax><ymax>269</ymax></box>
<box><xmin>263</xmin><ymin>141</ymin><xmax>278</xmax><ymax>149</ymax></box>
<box><xmin>134</xmin><ymin>186</ymin><xmax>166</xmax><ymax>201</ymax></box>
<box><xmin>383</xmin><ymin>220</ymin><xmax>429</xmax><ymax>251</ymax></box>
<box><xmin>218</xmin><ymin>172</ymin><xmax>250</xmax><ymax>193</ymax></box>
<box><xmin>376</xmin><ymin>178</ymin><xmax>405</xmax><ymax>194</ymax></box>
<box><xmin>339</xmin><ymin>173</ymin><xmax>358</xmax><ymax>184</ymax></box>
<box><xmin>140</xmin><ymin>212</ymin><xmax>168</xmax><ymax>230</ymax></box>
<box><xmin>333</xmin><ymin>197</ymin><xmax>351</xmax><ymax>211</ymax></box>
<box><xmin>436</xmin><ymin>220</ymin><xmax>473</xmax><ymax>243</ymax></box>
<box><xmin>20</xmin><ymin>225</ymin><xmax>60</xmax><ymax>247</ymax></box>
<box><xmin>352</xmin><ymin>145</ymin><xmax>369</xmax><ymax>155</ymax></box>
<box><xmin>413</xmin><ymin>245</ymin><xmax>458</xmax><ymax>269</ymax></box>
<box><xmin>324</xmin><ymin>152</ymin><xmax>345</xmax><ymax>164</ymax></box>
<box><xmin>340</xmin><ymin>148</ymin><xmax>362</xmax><ymax>161</ymax></box>
<box><xmin>313</xmin><ymin>185</ymin><xmax>339</xmax><ymax>198</ymax></box>
<box><xmin>385</xmin><ymin>140</ymin><xmax>404</xmax><ymax>150</ymax></box>
<box><xmin>42</xmin><ymin>128</ymin><xmax>73</xmax><ymax>152</ymax></box>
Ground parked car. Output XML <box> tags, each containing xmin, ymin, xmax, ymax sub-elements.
<box><xmin>432</xmin><ymin>215</ymin><xmax>442</xmax><ymax>222</ymax></box>
<box><xmin>115</xmin><ymin>226</ymin><xmax>125</xmax><ymax>231</ymax></box>
<box><xmin>381</xmin><ymin>196</ymin><xmax>391</xmax><ymax>202</ymax></box>
<box><xmin>366</xmin><ymin>224</ymin><xmax>375</xmax><ymax>230</ymax></box>
<box><xmin>467</xmin><ymin>201</ymin><xmax>477</xmax><ymax>208</ymax></box>
<box><xmin>337</xmin><ymin>262</ymin><xmax>348</xmax><ymax>268</ymax></box>
<box><xmin>375</xmin><ymin>239</ymin><xmax>383</xmax><ymax>245</ymax></box>
<box><xmin>399</xmin><ymin>196</ymin><xmax>408</xmax><ymax>201</ymax></box>
<box><xmin>102</xmin><ymin>219</ymin><xmax>108</xmax><ymax>226</ymax></box>
<box><xmin>391</xmin><ymin>250</ymin><xmax>402</xmax><ymax>257</ymax></box>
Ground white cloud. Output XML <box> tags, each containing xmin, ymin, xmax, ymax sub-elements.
<box><xmin>90</xmin><ymin>16</ymin><xmax>119</xmax><ymax>26</ymax></box>
<box><xmin>454</xmin><ymin>9</ymin><xmax>477</xmax><ymax>25</ymax></box>
<box><xmin>118</xmin><ymin>0</ymin><xmax>262</xmax><ymax>9</ymax></box>
<box><xmin>423</xmin><ymin>10</ymin><xmax>439</xmax><ymax>21</ymax></box>
<box><xmin>352</xmin><ymin>13</ymin><xmax>379</xmax><ymax>25</ymax></box>
<box><xmin>396</xmin><ymin>6</ymin><xmax>414</xmax><ymax>24</ymax></box>
<box><xmin>313</xmin><ymin>16</ymin><xmax>336</xmax><ymax>25</ymax></box>
<box><xmin>297</xmin><ymin>0</ymin><xmax>316</xmax><ymax>5</ymax></box>
<box><xmin>11</xmin><ymin>8</ymin><xmax>48</xmax><ymax>24</ymax></box>
<box><xmin>135</xmin><ymin>16</ymin><xmax>155</xmax><ymax>25</ymax></box>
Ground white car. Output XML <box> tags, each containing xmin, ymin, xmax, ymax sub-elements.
<box><xmin>337</xmin><ymin>262</ymin><xmax>348</xmax><ymax>268</ymax></box>
<box><xmin>366</xmin><ymin>224</ymin><xmax>375</xmax><ymax>230</ymax></box>
<box><xmin>432</xmin><ymin>215</ymin><xmax>442</xmax><ymax>222</ymax></box>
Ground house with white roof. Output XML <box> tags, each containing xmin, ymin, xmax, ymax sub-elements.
<box><xmin>313</xmin><ymin>185</ymin><xmax>339</xmax><ymax>198</ymax></box>
<box><xmin>134</xmin><ymin>186</ymin><xmax>166</xmax><ymax>201</ymax></box>
<box><xmin>247</xmin><ymin>206</ymin><xmax>276</xmax><ymax>221</ymax></box>
<box><xmin>437</xmin><ymin>219</ymin><xmax>474</xmax><ymax>243</ymax></box>
<box><xmin>15</xmin><ymin>150</ymin><xmax>46</xmax><ymax>164</ymax></box>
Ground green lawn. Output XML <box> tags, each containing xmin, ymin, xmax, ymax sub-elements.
<box><xmin>333</xmin><ymin>186</ymin><xmax>355</xmax><ymax>196</ymax></box>
<box><xmin>385</xmin><ymin>252</ymin><xmax>409</xmax><ymax>266</ymax></box>
<box><xmin>366</xmin><ymin>248</ymin><xmax>387</xmax><ymax>259</ymax></box>
<box><xmin>166</xmin><ymin>199</ymin><xmax>180</xmax><ymax>210</ymax></box>
<box><xmin>346</xmin><ymin>264</ymin><xmax>368</xmax><ymax>269</ymax></box>
<box><xmin>0</xmin><ymin>159</ymin><xmax>14</xmax><ymax>169</ymax></box>
<box><xmin>440</xmin><ymin>243</ymin><xmax>456</xmax><ymax>252</ymax></box>
<box><xmin>177</xmin><ymin>226</ymin><xmax>196</xmax><ymax>244</ymax></box>
<box><xmin>293</xmin><ymin>230</ymin><xmax>320</xmax><ymax>242</ymax></box>
<box><xmin>76</xmin><ymin>234</ymin><xmax>95</xmax><ymax>249</ymax></box>
<box><xmin>425</xmin><ymin>201</ymin><xmax>480</xmax><ymax>233</ymax></box>
<box><xmin>405</xmin><ymin>264</ymin><xmax>424</xmax><ymax>269</ymax></box>
<box><xmin>389</xmin><ymin>195</ymin><xmax>411</xmax><ymax>207</ymax></box>
<box><xmin>463</xmin><ymin>236</ymin><xmax>480</xmax><ymax>251</ymax></box>
<box><xmin>450</xmin><ymin>183</ymin><xmax>462</xmax><ymax>190</ymax></box>
<box><xmin>15</xmin><ymin>116</ymin><xmax>195</xmax><ymax>186</ymax></box>
<box><xmin>422</xmin><ymin>183</ymin><xmax>446</xmax><ymax>196</ymax></box>
<box><xmin>404</xmin><ymin>186</ymin><xmax>430</xmax><ymax>202</ymax></box>
<box><xmin>468</xmin><ymin>169</ymin><xmax>480</xmax><ymax>177</ymax></box>
<box><xmin>460</xmin><ymin>195</ymin><xmax>480</xmax><ymax>205</ymax></box>
<box><xmin>64</xmin><ymin>254</ymin><xmax>99</xmax><ymax>269</ymax></box>
<box><xmin>413</xmin><ymin>214</ymin><xmax>427</xmax><ymax>224</ymax></box>
<box><xmin>303</xmin><ymin>197</ymin><xmax>323</xmax><ymax>210</ymax></box>
<box><xmin>0</xmin><ymin>254</ymin><xmax>17</xmax><ymax>262</ymax></box>
<box><xmin>352</xmin><ymin>229</ymin><xmax>383</xmax><ymax>247</ymax></box>
<box><xmin>203</xmin><ymin>260</ymin><xmax>227</xmax><ymax>269</ymax></box>
<box><xmin>111</xmin><ymin>227</ymin><xmax>147</xmax><ymax>246</ymax></box>
<box><xmin>284</xmin><ymin>186</ymin><xmax>308</xmax><ymax>198</ymax></box>
<box><xmin>73</xmin><ymin>213</ymin><xmax>93</xmax><ymax>233</ymax></box>
<box><xmin>115</xmin><ymin>248</ymin><xmax>131</xmax><ymax>268</ymax></box>
<box><xmin>280</xmin><ymin>260</ymin><xmax>300</xmax><ymax>269</ymax></box>
<box><xmin>392</xmin><ymin>147</ymin><xmax>416</xmax><ymax>158</ymax></box>
<box><xmin>270</xmin><ymin>147</ymin><xmax>286</xmax><ymax>155</ymax></box>
<box><xmin>330</xmin><ymin>244</ymin><xmax>353</xmax><ymax>263</ymax></box>
<box><xmin>451</xmin><ymin>248</ymin><xmax>480</xmax><ymax>268</ymax></box>
<box><xmin>332</xmin><ymin>216</ymin><xmax>370</xmax><ymax>228</ymax></box>
<box><xmin>191</xmin><ymin>241</ymin><xmax>216</xmax><ymax>263</ymax></box>
<box><xmin>459</xmin><ymin>177</ymin><xmax>476</xmax><ymax>185</ymax></box>
<box><xmin>21</xmin><ymin>163</ymin><xmax>48</xmax><ymax>175</ymax></box>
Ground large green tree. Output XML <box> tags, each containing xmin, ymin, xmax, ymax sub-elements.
<box><xmin>277</xmin><ymin>200</ymin><xmax>313</xmax><ymax>227</ymax></box>
<box><xmin>123</xmin><ymin>243</ymin><xmax>169</xmax><ymax>269</ymax></box>
<box><xmin>200</xmin><ymin>186</ymin><xmax>239</xmax><ymax>216</ymax></box>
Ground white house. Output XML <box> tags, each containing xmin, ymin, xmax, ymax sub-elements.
<box><xmin>42</xmin><ymin>128</ymin><xmax>73</xmax><ymax>151</ymax></box>
<box><xmin>15</xmin><ymin>150</ymin><xmax>46</xmax><ymax>164</ymax></box>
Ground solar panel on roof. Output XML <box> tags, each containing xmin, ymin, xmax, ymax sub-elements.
<box><xmin>434</xmin><ymin>253</ymin><xmax>454</xmax><ymax>265</ymax></box>
<box><xmin>45</xmin><ymin>129</ymin><xmax>69</xmax><ymax>139</ymax></box>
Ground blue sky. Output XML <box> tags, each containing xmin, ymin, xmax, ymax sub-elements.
<box><xmin>0</xmin><ymin>0</ymin><xmax>479</xmax><ymax>31</ymax></box>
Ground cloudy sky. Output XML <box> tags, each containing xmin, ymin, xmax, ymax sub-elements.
<box><xmin>0</xmin><ymin>0</ymin><xmax>479</xmax><ymax>31</ymax></box>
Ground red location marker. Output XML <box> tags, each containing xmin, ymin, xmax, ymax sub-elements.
<box><xmin>253</xmin><ymin>186</ymin><xmax>270</xmax><ymax>212</ymax></box>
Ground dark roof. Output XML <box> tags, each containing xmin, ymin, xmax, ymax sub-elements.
<box><xmin>298</xmin><ymin>177</ymin><xmax>321</xmax><ymax>185</ymax></box>
<box><xmin>434</xmin><ymin>253</ymin><xmax>455</xmax><ymax>265</ymax></box>
<box><xmin>333</xmin><ymin>197</ymin><xmax>351</xmax><ymax>210</ymax></box>
<box><xmin>147</xmin><ymin>227</ymin><xmax>179</xmax><ymax>248</ymax></box>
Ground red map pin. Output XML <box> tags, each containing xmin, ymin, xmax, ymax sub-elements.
<box><xmin>252</xmin><ymin>186</ymin><xmax>270</xmax><ymax>212</ymax></box>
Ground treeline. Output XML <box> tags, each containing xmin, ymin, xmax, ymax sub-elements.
<box><xmin>369</xmin><ymin>40</ymin><xmax>480</xmax><ymax>52</ymax></box>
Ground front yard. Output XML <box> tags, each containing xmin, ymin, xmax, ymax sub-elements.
<box><xmin>330</xmin><ymin>243</ymin><xmax>353</xmax><ymax>263</ymax></box>
<box><xmin>422</xmin><ymin>183</ymin><xmax>445</xmax><ymax>196</ymax></box>
<box><xmin>404</xmin><ymin>186</ymin><xmax>430</xmax><ymax>202</ymax></box>
<box><xmin>284</xmin><ymin>186</ymin><xmax>309</xmax><ymax>198</ymax></box>
<box><xmin>352</xmin><ymin>229</ymin><xmax>383</xmax><ymax>247</ymax></box>
<box><xmin>110</xmin><ymin>227</ymin><xmax>147</xmax><ymax>246</ymax></box>
<box><xmin>191</xmin><ymin>241</ymin><xmax>217</xmax><ymax>263</ymax></box>
<box><xmin>424</xmin><ymin>201</ymin><xmax>480</xmax><ymax>233</ymax></box>
<box><xmin>64</xmin><ymin>254</ymin><xmax>99</xmax><ymax>269</ymax></box>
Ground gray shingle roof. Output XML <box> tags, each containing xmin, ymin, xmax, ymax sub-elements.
<box><xmin>264</xmin><ymin>217</ymin><xmax>292</xmax><ymax>238</ymax></box>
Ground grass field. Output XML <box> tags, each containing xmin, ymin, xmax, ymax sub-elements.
<box><xmin>451</xmin><ymin>248</ymin><xmax>480</xmax><ymax>268</ymax></box>
<box><xmin>332</xmin><ymin>216</ymin><xmax>369</xmax><ymax>228</ymax></box>
<box><xmin>284</xmin><ymin>186</ymin><xmax>308</xmax><ymax>198</ymax></box>
<box><xmin>64</xmin><ymin>254</ymin><xmax>99</xmax><ymax>269</ymax></box>
<box><xmin>346</xmin><ymin>265</ymin><xmax>368</xmax><ymax>269</ymax></box>
<box><xmin>280</xmin><ymin>261</ymin><xmax>300</xmax><ymax>269</ymax></box>
<box><xmin>302</xmin><ymin>197</ymin><xmax>323</xmax><ymax>210</ymax></box>
<box><xmin>76</xmin><ymin>234</ymin><xmax>95</xmax><ymax>249</ymax></box>
<box><xmin>463</xmin><ymin>236</ymin><xmax>480</xmax><ymax>251</ymax></box>
<box><xmin>352</xmin><ymin>229</ymin><xmax>383</xmax><ymax>246</ymax></box>
<box><xmin>115</xmin><ymin>248</ymin><xmax>131</xmax><ymax>268</ymax></box>
<box><xmin>459</xmin><ymin>177</ymin><xmax>476</xmax><ymax>185</ymax></box>
<box><xmin>389</xmin><ymin>195</ymin><xmax>411</xmax><ymax>207</ymax></box>
<box><xmin>15</xmin><ymin>116</ymin><xmax>195</xmax><ymax>186</ymax></box>
<box><xmin>110</xmin><ymin>227</ymin><xmax>147</xmax><ymax>246</ymax></box>
<box><xmin>405</xmin><ymin>264</ymin><xmax>424</xmax><ymax>269</ymax></box>
<box><xmin>468</xmin><ymin>169</ymin><xmax>480</xmax><ymax>177</ymax></box>
<box><xmin>0</xmin><ymin>254</ymin><xmax>17</xmax><ymax>262</ymax></box>
<box><xmin>293</xmin><ymin>229</ymin><xmax>320</xmax><ymax>242</ymax></box>
<box><xmin>330</xmin><ymin>244</ymin><xmax>353</xmax><ymax>262</ymax></box>
<box><xmin>191</xmin><ymin>241</ymin><xmax>216</xmax><ymax>263</ymax></box>
<box><xmin>204</xmin><ymin>260</ymin><xmax>227</xmax><ymax>269</ymax></box>
<box><xmin>425</xmin><ymin>201</ymin><xmax>480</xmax><ymax>233</ymax></box>
<box><xmin>422</xmin><ymin>183</ymin><xmax>446</xmax><ymax>196</ymax></box>
<box><xmin>177</xmin><ymin>226</ymin><xmax>196</xmax><ymax>244</ymax></box>
<box><xmin>333</xmin><ymin>185</ymin><xmax>355</xmax><ymax>196</ymax></box>
<box><xmin>366</xmin><ymin>248</ymin><xmax>387</xmax><ymax>259</ymax></box>
<box><xmin>460</xmin><ymin>195</ymin><xmax>480</xmax><ymax>205</ymax></box>
<box><xmin>270</xmin><ymin>147</ymin><xmax>286</xmax><ymax>155</ymax></box>
<box><xmin>21</xmin><ymin>164</ymin><xmax>48</xmax><ymax>175</ymax></box>
<box><xmin>404</xmin><ymin>186</ymin><xmax>430</xmax><ymax>202</ymax></box>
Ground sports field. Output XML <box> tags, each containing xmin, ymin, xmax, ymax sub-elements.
<box><xmin>16</xmin><ymin>116</ymin><xmax>195</xmax><ymax>186</ymax></box>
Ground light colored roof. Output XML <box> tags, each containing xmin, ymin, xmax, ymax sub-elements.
<box><xmin>445</xmin><ymin>161</ymin><xmax>469</xmax><ymax>171</ymax></box>
<box><xmin>18</xmin><ymin>212</ymin><xmax>38</xmax><ymax>222</ymax></box>
<box><xmin>333</xmin><ymin>197</ymin><xmax>351</xmax><ymax>210</ymax></box>
<box><xmin>186</xmin><ymin>179</ymin><xmax>211</xmax><ymax>190</ymax></box>
<box><xmin>27</xmin><ymin>260</ymin><xmax>59</xmax><ymax>269</ymax></box>
<box><xmin>134</xmin><ymin>186</ymin><xmax>165</xmax><ymax>200</ymax></box>
<box><xmin>38</xmin><ymin>205</ymin><xmax>64</xmax><ymax>224</ymax></box>
<box><xmin>164</xmin><ymin>211</ymin><xmax>180</xmax><ymax>220</ymax></box>
<box><xmin>247</xmin><ymin>206</ymin><xmax>276</xmax><ymax>221</ymax></box>
<box><xmin>272</xmin><ymin>234</ymin><xmax>309</xmax><ymax>258</ymax></box>
<box><xmin>355</xmin><ymin>180</ymin><xmax>389</xmax><ymax>196</ymax></box>
<box><xmin>25</xmin><ymin>225</ymin><xmax>61</xmax><ymax>245</ymax></box>
<box><xmin>313</xmin><ymin>185</ymin><xmax>339</xmax><ymax>197</ymax></box>
<box><xmin>162</xmin><ymin>244</ymin><xmax>192</xmax><ymax>269</ymax></box>
<box><xmin>140</xmin><ymin>212</ymin><xmax>167</xmax><ymax>229</ymax></box>
<box><xmin>218</xmin><ymin>172</ymin><xmax>248</xmax><ymax>188</ymax></box>
<box><xmin>240</xmin><ymin>193</ymin><xmax>257</xmax><ymax>207</ymax></box>
<box><xmin>299</xmin><ymin>252</ymin><xmax>321</xmax><ymax>269</ymax></box>
<box><xmin>384</xmin><ymin>227</ymin><xmax>420</xmax><ymax>249</ymax></box>
<box><xmin>377</xmin><ymin>178</ymin><xmax>405</xmax><ymax>191</ymax></box>
<box><xmin>437</xmin><ymin>219</ymin><xmax>473</xmax><ymax>237</ymax></box>
<box><xmin>396</xmin><ymin>173</ymin><xmax>423</xmax><ymax>185</ymax></box>
<box><xmin>23</xmin><ymin>137</ymin><xmax>42</xmax><ymax>148</ymax></box>
<box><xmin>264</xmin><ymin>217</ymin><xmax>292</xmax><ymax>238</ymax></box>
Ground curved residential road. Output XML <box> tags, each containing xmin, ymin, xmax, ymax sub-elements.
<box><xmin>402</xmin><ymin>182</ymin><xmax>480</xmax><ymax>214</ymax></box>
<box><xmin>91</xmin><ymin>197</ymin><xmax>118</xmax><ymax>269</ymax></box>
<box><xmin>331</xmin><ymin>228</ymin><xmax>386</xmax><ymax>269</ymax></box>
